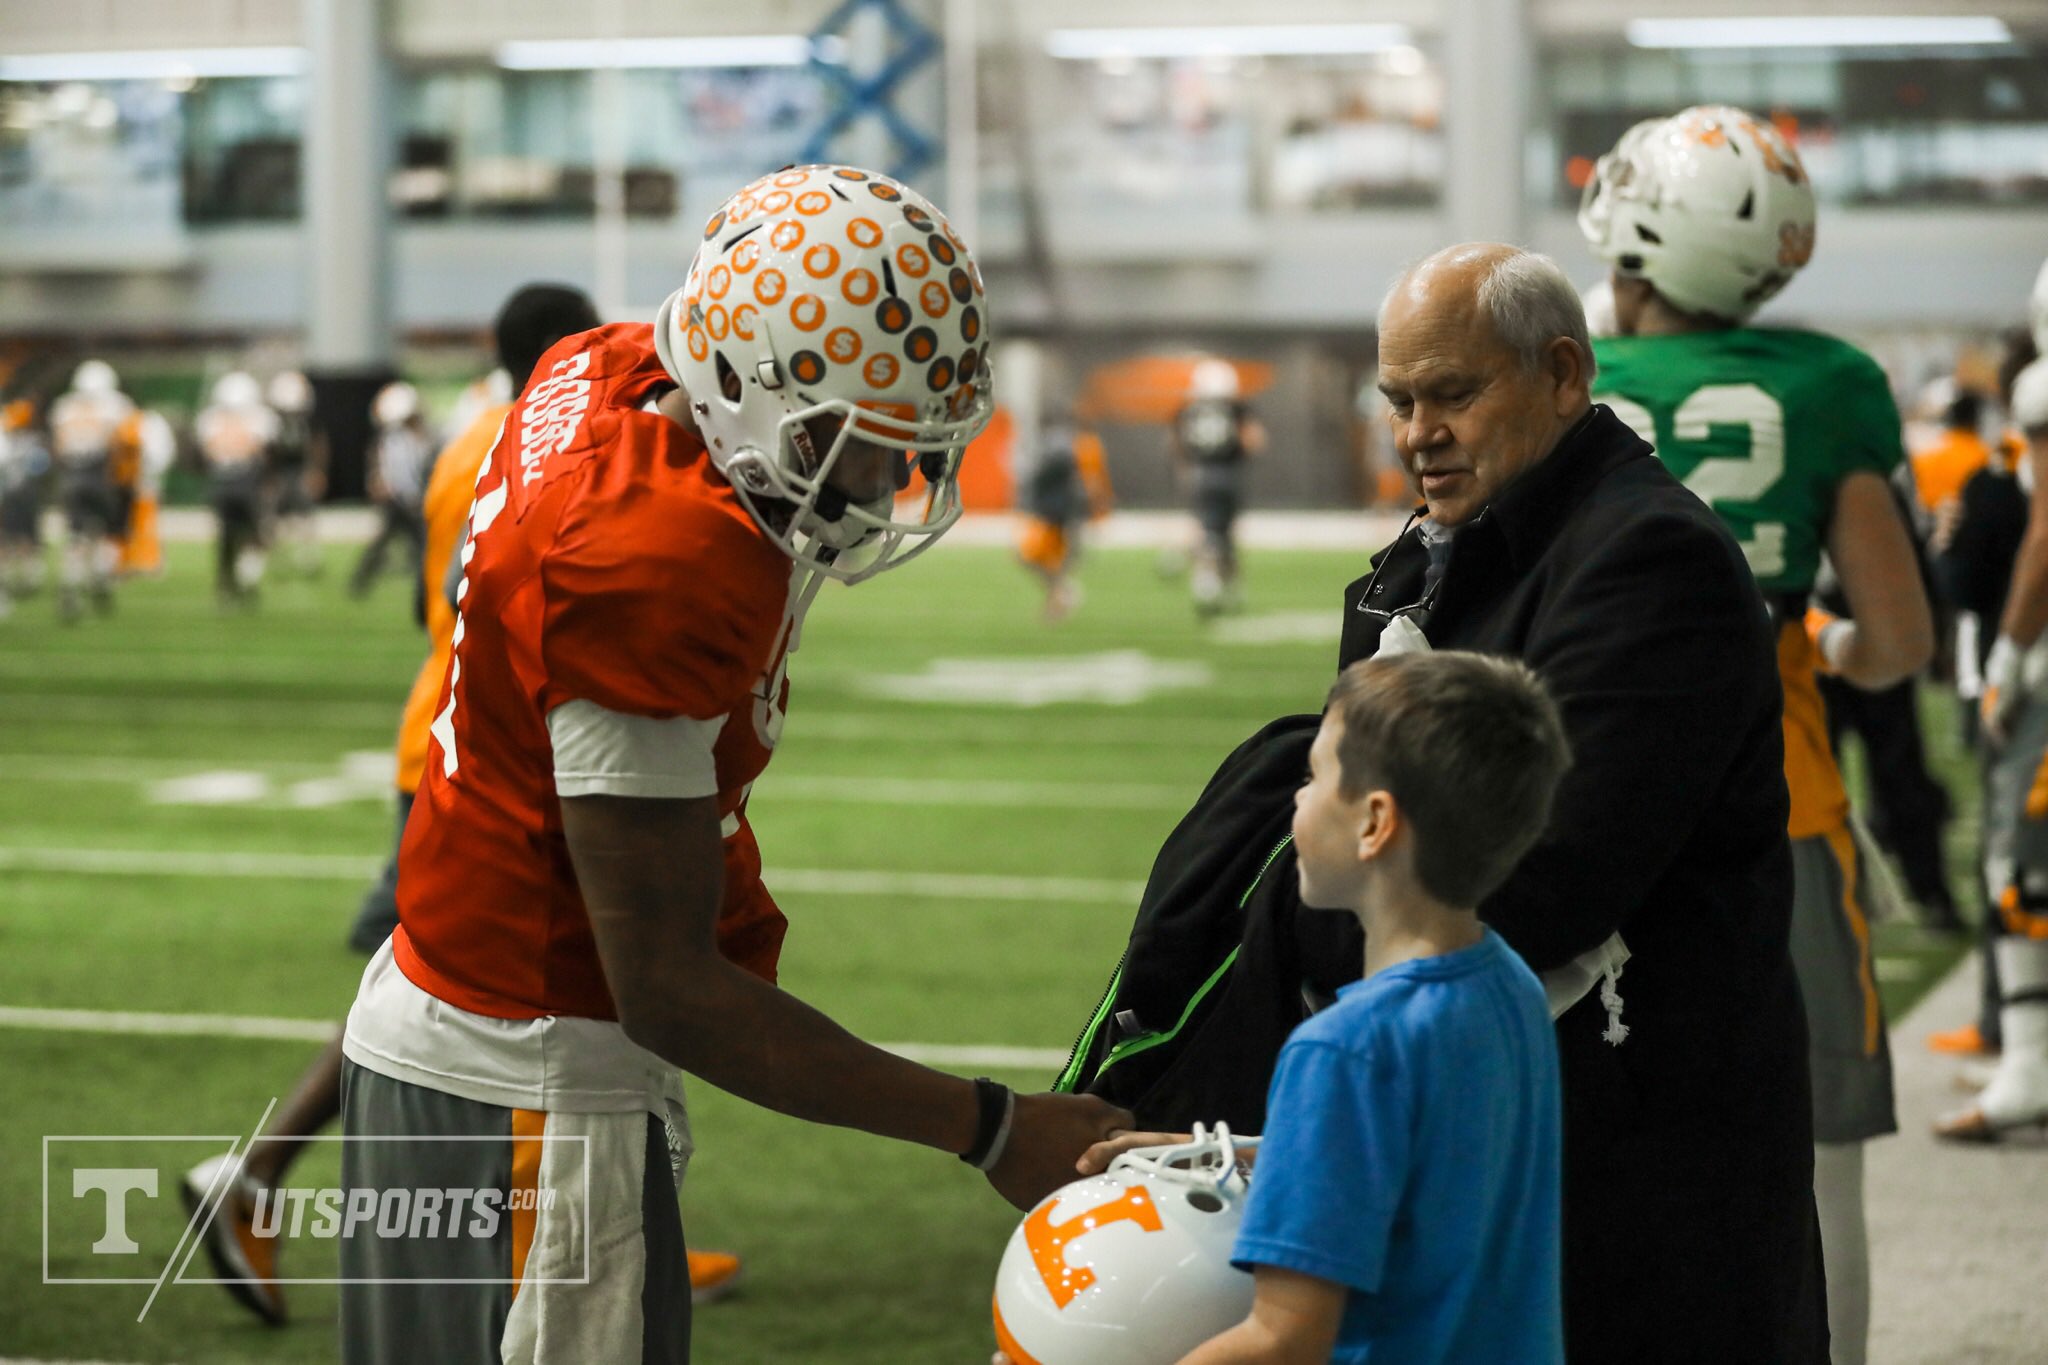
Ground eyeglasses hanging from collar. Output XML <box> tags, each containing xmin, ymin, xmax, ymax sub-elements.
<box><xmin>1353</xmin><ymin>509</ymin><xmax>1450</xmax><ymax>625</ymax></box>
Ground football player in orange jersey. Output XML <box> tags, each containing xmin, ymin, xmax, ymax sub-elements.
<box><xmin>182</xmin><ymin>286</ymin><xmax>610</xmax><ymax>1325</ymax></box>
<box><xmin>331</xmin><ymin>168</ymin><xmax>1127</xmax><ymax>1364</ymax></box>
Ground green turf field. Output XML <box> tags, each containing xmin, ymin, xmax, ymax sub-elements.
<box><xmin>0</xmin><ymin>536</ymin><xmax>1975</xmax><ymax>1363</ymax></box>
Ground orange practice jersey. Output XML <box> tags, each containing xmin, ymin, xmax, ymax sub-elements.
<box><xmin>393</xmin><ymin>400</ymin><xmax>513</xmax><ymax>794</ymax></box>
<box><xmin>1779</xmin><ymin>621</ymin><xmax>1849</xmax><ymax>839</ymax></box>
<box><xmin>1909</xmin><ymin>428</ymin><xmax>1990</xmax><ymax>512</ymax></box>
<box><xmin>392</xmin><ymin>324</ymin><xmax>798</xmax><ymax>1021</ymax></box>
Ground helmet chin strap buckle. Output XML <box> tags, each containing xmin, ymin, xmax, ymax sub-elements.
<box><xmin>756</xmin><ymin>358</ymin><xmax>783</xmax><ymax>391</ymax></box>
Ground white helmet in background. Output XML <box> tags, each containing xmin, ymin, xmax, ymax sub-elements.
<box><xmin>1188</xmin><ymin>359</ymin><xmax>1240</xmax><ymax>401</ymax></box>
<box><xmin>2012</xmin><ymin>359</ymin><xmax>2048</xmax><ymax>436</ymax></box>
<box><xmin>654</xmin><ymin>163</ymin><xmax>993</xmax><ymax>584</ymax></box>
<box><xmin>373</xmin><ymin>381</ymin><xmax>420</xmax><ymax>428</ymax></box>
<box><xmin>1579</xmin><ymin>105</ymin><xmax>1817</xmax><ymax>323</ymax></box>
<box><xmin>211</xmin><ymin>371</ymin><xmax>262</xmax><ymax>410</ymax></box>
<box><xmin>1581</xmin><ymin>278</ymin><xmax>1619</xmax><ymax>339</ymax></box>
<box><xmin>72</xmin><ymin>359</ymin><xmax>120</xmax><ymax>395</ymax></box>
<box><xmin>2029</xmin><ymin>256</ymin><xmax>2048</xmax><ymax>356</ymax></box>
<box><xmin>268</xmin><ymin>370</ymin><xmax>312</xmax><ymax>414</ymax></box>
<box><xmin>992</xmin><ymin>1125</ymin><xmax>1256</xmax><ymax>1365</ymax></box>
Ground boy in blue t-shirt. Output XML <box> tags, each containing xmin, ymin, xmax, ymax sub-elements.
<box><xmin>1067</xmin><ymin>651</ymin><xmax>1571</xmax><ymax>1364</ymax></box>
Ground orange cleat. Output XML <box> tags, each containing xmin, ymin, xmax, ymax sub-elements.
<box><xmin>1926</xmin><ymin>1023</ymin><xmax>1998</xmax><ymax>1056</ymax></box>
<box><xmin>181</xmin><ymin>1155</ymin><xmax>287</xmax><ymax>1325</ymax></box>
<box><xmin>688</xmin><ymin>1248</ymin><xmax>743</xmax><ymax>1304</ymax></box>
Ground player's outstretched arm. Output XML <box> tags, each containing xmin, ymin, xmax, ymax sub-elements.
<box><xmin>561</xmin><ymin>792</ymin><xmax>1131</xmax><ymax>1172</ymax></box>
<box><xmin>1819</xmin><ymin>470</ymin><xmax>1934</xmax><ymax>690</ymax></box>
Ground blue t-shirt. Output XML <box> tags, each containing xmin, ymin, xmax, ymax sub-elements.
<box><xmin>1232</xmin><ymin>928</ymin><xmax>1562</xmax><ymax>1365</ymax></box>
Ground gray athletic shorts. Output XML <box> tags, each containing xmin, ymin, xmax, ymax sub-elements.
<box><xmin>339</xmin><ymin>1060</ymin><xmax>691</xmax><ymax>1365</ymax></box>
<box><xmin>1788</xmin><ymin>832</ymin><xmax>1897</xmax><ymax>1144</ymax></box>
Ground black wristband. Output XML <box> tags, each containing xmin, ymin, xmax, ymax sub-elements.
<box><xmin>958</xmin><ymin>1076</ymin><xmax>1016</xmax><ymax>1170</ymax></box>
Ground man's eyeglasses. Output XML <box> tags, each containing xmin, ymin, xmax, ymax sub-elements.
<box><xmin>1353</xmin><ymin>510</ymin><xmax>1444</xmax><ymax>624</ymax></box>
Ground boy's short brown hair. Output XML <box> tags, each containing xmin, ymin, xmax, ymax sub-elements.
<box><xmin>1325</xmin><ymin>651</ymin><xmax>1571</xmax><ymax>907</ymax></box>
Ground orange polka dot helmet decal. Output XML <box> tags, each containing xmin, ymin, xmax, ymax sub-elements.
<box><xmin>904</xmin><ymin>326</ymin><xmax>938</xmax><ymax>362</ymax></box>
<box><xmin>902</xmin><ymin>203</ymin><xmax>934</xmax><ymax>232</ymax></box>
<box><xmin>796</xmin><ymin>190</ymin><xmax>833</xmax><ymax>216</ymax></box>
<box><xmin>949</xmin><ymin>268</ymin><xmax>973</xmax><ymax>304</ymax></box>
<box><xmin>875</xmin><ymin>297</ymin><xmax>913</xmax><ymax>334</ymax></box>
<box><xmin>868</xmin><ymin>180</ymin><xmax>902</xmax><ymax>202</ymax></box>
<box><xmin>958</xmin><ymin>347</ymin><xmax>981</xmax><ymax>381</ymax></box>
<box><xmin>686</xmin><ymin>327</ymin><xmax>709</xmax><ymax>362</ymax></box>
<box><xmin>773</xmin><ymin>170</ymin><xmax>808</xmax><ymax>188</ymax></box>
<box><xmin>929</xmin><ymin>235</ymin><xmax>957</xmax><ymax>266</ymax></box>
<box><xmin>896</xmin><ymin>243</ymin><xmax>930</xmax><ymax>278</ymax></box>
<box><xmin>831</xmin><ymin>167</ymin><xmax>869</xmax><ymax>182</ymax></box>
<box><xmin>731</xmin><ymin>303</ymin><xmax>759</xmax><ymax>340</ymax></box>
<box><xmin>702</xmin><ymin>209</ymin><xmax>726</xmax><ymax>240</ymax></box>
<box><xmin>789</xmin><ymin>349</ymin><xmax>827</xmax><ymax>384</ymax></box>
<box><xmin>846</xmin><ymin>217</ymin><xmax>884</xmax><ymax>249</ymax></box>
<box><xmin>707</xmin><ymin>265</ymin><xmax>731</xmax><ymax>299</ymax></box>
<box><xmin>864</xmin><ymin>353</ymin><xmax>900</xmax><ymax>387</ymax></box>
<box><xmin>926</xmin><ymin>356</ymin><xmax>956</xmax><ymax>392</ymax></box>
<box><xmin>731</xmin><ymin>237</ymin><xmax>762</xmax><ymax>273</ymax></box>
<box><xmin>769</xmin><ymin>220</ymin><xmax>805</xmax><ymax>251</ymax></box>
<box><xmin>920</xmin><ymin>280</ymin><xmax>952</xmax><ymax>318</ymax></box>
<box><xmin>825</xmin><ymin>327</ymin><xmax>863</xmax><ymax>364</ymax></box>
<box><xmin>804</xmin><ymin>243</ymin><xmax>841</xmax><ymax>279</ymax></box>
<box><xmin>789</xmin><ymin>294</ymin><xmax>827</xmax><ymax>331</ymax></box>
<box><xmin>759</xmin><ymin>189</ymin><xmax>792</xmax><ymax>214</ymax></box>
<box><xmin>754</xmin><ymin>269</ymin><xmax>787</xmax><ymax>305</ymax></box>
<box><xmin>841</xmin><ymin>268</ymin><xmax>878</xmax><ymax>305</ymax></box>
<box><xmin>705</xmin><ymin>304</ymin><xmax>730</xmax><ymax>341</ymax></box>
<box><xmin>960</xmin><ymin>305</ymin><xmax>981</xmax><ymax>342</ymax></box>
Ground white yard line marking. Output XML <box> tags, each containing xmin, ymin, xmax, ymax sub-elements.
<box><xmin>0</xmin><ymin>846</ymin><xmax>1146</xmax><ymax>904</ymax></box>
<box><xmin>0</xmin><ymin>1006</ymin><xmax>1068</xmax><ymax>1072</ymax></box>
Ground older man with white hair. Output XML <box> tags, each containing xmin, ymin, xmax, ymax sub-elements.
<box><xmin>1342</xmin><ymin>243</ymin><xmax>1825</xmax><ymax>1363</ymax></box>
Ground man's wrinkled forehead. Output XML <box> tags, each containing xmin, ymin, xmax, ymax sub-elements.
<box><xmin>1378</xmin><ymin>289</ymin><xmax>1507</xmax><ymax>387</ymax></box>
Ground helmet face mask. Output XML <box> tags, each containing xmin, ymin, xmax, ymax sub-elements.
<box><xmin>1579</xmin><ymin>105</ymin><xmax>1817</xmax><ymax>325</ymax></box>
<box><xmin>655</xmin><ymin>164</ymin><xmax>993</xmax><ymax>584</ymax></box>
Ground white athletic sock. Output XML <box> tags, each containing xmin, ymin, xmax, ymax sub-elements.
<box><xmin>1980</xmin><ymin>936</ymin><xmax>2048</xmax><ymax>1125</ymax></box>
<box><xmin>1813</xmin><ymin>1141</ymin><xmax>1869</xmax><ymax>1365</ymax></box>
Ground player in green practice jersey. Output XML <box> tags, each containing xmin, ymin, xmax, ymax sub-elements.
<box><xmin>1582</xmin><ymin>105</ymin><xmax>1934</xmax><ymax>1365</ymax></box>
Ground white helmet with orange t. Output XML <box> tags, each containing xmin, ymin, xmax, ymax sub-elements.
<box><xmin>1579</xmin><ymin>105</ymin><xmax>1817</xmax><ymax>323</ymax></box>
<box><xmin>654</xmin><ymin>164</ymin><xmax>993</xmax><ymax>583</ymax></box>
<box><xmin>991</xmin><ymin>1125</ymin><xmax>1256</xmax><ymax>1365</ymax></box>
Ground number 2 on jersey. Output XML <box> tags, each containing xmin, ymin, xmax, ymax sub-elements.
<box><xmin>1600</xmin><ymin>384</ymin><xmax>1788</xmax><ymax>579</ymax></box>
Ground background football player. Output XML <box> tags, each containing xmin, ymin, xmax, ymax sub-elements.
<box><xmin>335</xmin><ymin>166</ymin><xmax>1128</xmax><ymax>1365</ymax></box>
<box><xmin>265</xmin><ymin>369</ymin><xmax>326</xmax><ymax>579</ymax></box>
<box><xmin>46</xmin><ymin>358</ymin><xmax>134</xmax><ymax>621</ymax></box>
<box><xmin>1580</xmin><ymin>105</ymin><xmax>1935</xmax><ymax>1365</ymax></box>
<box><xmin>1941</xmin><ymin>260</ymin><xmax>2048</xmax><ymax>1146</ymax></box>
<box><xmin>196</xmin><ymin>370</ymin><xmax>277</xmax><ymax>608</ymax></box>
<box><xmin>1171</xmin><ymin>358</ymin><xmax>1264</xmax><ymax>617</ymax></box>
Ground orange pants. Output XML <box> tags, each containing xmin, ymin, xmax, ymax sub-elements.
<box><xmin>121</xmin><ymin>495</ymin><xmax>163</xmax><ymax>575</ymax></box>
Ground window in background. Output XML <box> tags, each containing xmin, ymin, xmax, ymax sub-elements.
<box><xmin>182</xmin><ymin>76</ymin><xmax>302</xmax><ymax>222</ymax></box>
<box><xmin>1547</xmin><ymin>47</ymin><xmax>2048</xmax><ymax>208</ymax></box>
<box><xmin>0</xmin><ymin>78</ymin><xmax>185</xmax><ymax>235</ymax></box>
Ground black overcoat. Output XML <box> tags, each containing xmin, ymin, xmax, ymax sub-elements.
<box><xmin>1339</xmin><ymin>406</ymin><xmax>1828</xmax><ymax>1364</ymax></box>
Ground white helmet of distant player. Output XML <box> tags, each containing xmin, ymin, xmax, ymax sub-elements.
<box><xmin>1581</xmin><ymin>278</ymin><xmax>1619</xmax><ymax>339</ymax></box>
<box><xmin>212</xmin><ymin>371</ymin><xmax>262</xmax><ymax>410</ymax></box>
<box><xmin>373</xmin><ymin>381</ymin><xmax>419</xmax><ymax>428</ymax></box>
<box><xmin>268</xmin><ymin>370</ymin><xmax>312</xmax><ymax>414</ymax></box>
<box><xmin>2013</xmin><ymin>359</ymin><xmax>2048</xmax><ymax>436</ymax></box>
<box><xmin>653</xmin><ymin>164</ymin><xmax>993</xmax><ymax>584</ymax></box>
<box><xmin>992</xmin><ymin>1124</ymin><xmax>1256</xmax><ymax>1365</ymax></box>
<box><xmin>72</xmin><ymin>359</ymin><xmax>120</xmax><ymax>395</ymax></box>
<box><xmin>1579</xmin><ymin>105</ymin><xmax>1817</xmax><ymax>323</ymax></box>
<box><xmin>1188</xmin><ymin>359</ymin><xmax>1240</xmax><ymax>401</ymax></box>
<box><xmin>2029</xmin><ymin>256</ymin><xmax>2048</xmax><ymax>356</ymax></box>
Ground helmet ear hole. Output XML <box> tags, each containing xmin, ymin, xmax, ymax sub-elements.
<box><xmin>1186</xmin><ymin>1190</ymin><xmax>1225</xmax><ymax>1214</ymax></box>
<box><xmin>713</xmin><ymin>351</ymin><xmax>744</xmax><ymax>404</ymax></box>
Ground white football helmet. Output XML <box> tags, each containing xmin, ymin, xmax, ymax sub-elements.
<box><xmin>1188</xmin><ymin>359</ymin><xmax>1240</xmax><ymax>401</ymax></box>
<box><xmin>2012</xmin><ymin>358</ymin><xmax>2048</xmax><ymax>436</ymax></box>
<box><xmin>373</xmin><ymin>381</ymin><xmax>419</xmax><ymax>428</ymax></box>
<box><xmin>992</xmin><ymin>1124</ymin><xmax>1256</xmax><ymax>1365</ymax></box>
<box><xmin>212</xmin><ymin>371</ymin><xmax>262</xmax><ymax>410</ymax></box>
<box><xmin>268</xmin><ymin>370</ymin><xmax>311</xmax><ymax>414</ymax></box>
<box><xmin>1580</xmin><ymin>278</ymin><xmax>1619</xmax><ymax>339</ymax></box>
<box><xmin>2029</xmin><ymin>256</ymin><xmax>2048</xmax><ymax>356</ymax></box>
<box><xmin>654</xmin><ymin>163</ymin><xmax>993</xmax><ymax>584</ymax></box>
<box><xmin>72</xmin><ymin>359</ymin><xmax>120</xmax><ymax>395</ymax></box>
<box><xmin>1579</xmin><ymin>105</ymin><xmax>1817</xmax><ymax>323</ymax></box>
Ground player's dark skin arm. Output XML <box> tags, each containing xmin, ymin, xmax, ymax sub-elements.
<box><xmin>561</xmin><ymin>792</ymin><xmax>1133</xmax><ymax>1208</ymax></box>
<box><xmin>1999</xmin><ymin>438</ymin><xmax>2048</xmax><ymax>648</ymax></box>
